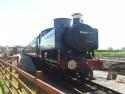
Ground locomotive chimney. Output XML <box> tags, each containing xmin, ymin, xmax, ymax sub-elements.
<box><xmin>72</xmin><ymin>13</ymin><xmax>83</xmax><ymax>25</ymax></box>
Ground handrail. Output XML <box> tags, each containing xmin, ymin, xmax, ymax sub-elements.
<box><xmin>0</xmin><ymin>57</ymin><xmax>64</xmax><ymax>94</ymax></box>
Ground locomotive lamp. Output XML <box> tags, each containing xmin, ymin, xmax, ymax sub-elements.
<box><xmin>68</xmin><ymin>60</ymin><xmax>77</xmax><ymax>70</ymax></box>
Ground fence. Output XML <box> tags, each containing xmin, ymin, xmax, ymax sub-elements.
<box><xmin>0</xmin><ymin>56</ymin><xmax>63</xmax><ymax>94</ymax></box>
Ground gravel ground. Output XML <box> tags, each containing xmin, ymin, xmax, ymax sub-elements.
<box><xmin>93</xmin><ymin>70</ymin><xmax>125</xmax><ymax>94</ymax></box>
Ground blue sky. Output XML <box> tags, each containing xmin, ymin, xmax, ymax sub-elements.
<box><xmin>0</xmin><ymin>0</ymin><xmax>125</xmax><ymax>49</ymax></box>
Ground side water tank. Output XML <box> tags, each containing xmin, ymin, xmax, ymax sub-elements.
<box><xmin>54</xmin><ymin>18</ymin><xmax>71</xmax><ymax>28</ymax></box>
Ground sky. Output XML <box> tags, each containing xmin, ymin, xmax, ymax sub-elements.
<box><xmin>0</xmin><ymin>0</ymin><xmax>125</xmax><ymax>49</ymax></box>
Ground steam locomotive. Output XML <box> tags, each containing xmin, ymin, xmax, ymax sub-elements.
<box><xmin>24</xmin><ymin>13</ymin><xmax>103</xmax><ymax>80</ymax></box>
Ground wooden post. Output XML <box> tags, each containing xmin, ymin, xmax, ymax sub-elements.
<box><xmin>18</xmin><ymin>64</ymin><xmax>23</xmax><ymax>92</ymax></box>
<box><xmin>5</xmin><ymin>65</ymin><xmax>7</xmax><ymax>80</ymax></box>
<box><xmin>9</xmin><ymin>61</ymin><xmax>13</xmax><ymax>88</ymax></box>
<box><xmin>1</xmin><ymin>63</ymin><xmax>4</xmax><ymax>76</ymax></box>
<box><xmin>16</xmin><ymin>56</ymin><xmax>19</xmax><ymax>66</ymax></box>
<box><xmin>0</xmin><ymin>61</ymin><xmax>2</xmax><ymax>75</ymax></box>
<box><xmin>36</xmin><ymin>71</ymin><xmax>43</xmax><ymax>94</ymax></box>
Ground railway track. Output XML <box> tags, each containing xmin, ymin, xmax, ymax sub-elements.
<box><xmin>43</xmin><ymin>72</ymin><xmax>122</xmax><ymax>94</ymax></box>
<box><xmin>83</xmin><ymin>79</ymin><xmax>122</xmax><ymax>94</ymax></box>
<box><xmin>101</xmin><ymin>59</ymin><xmax>125</xmax><ymax>75</ymax></box>
<box><xmin>42</xmin><ymin>72</ymin><xmax>84</xmax><ymax>94</ymax></box>
<box><xmin>65</xmin><ymin>78</ymin><xmax>122</xmax><ymax>94</ymax></box>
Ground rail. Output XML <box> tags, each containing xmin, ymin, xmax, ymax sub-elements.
<box><xmin>0</xmin><ymin>56</ymin><xmax>64</xmax><ymax>94</ymax></box>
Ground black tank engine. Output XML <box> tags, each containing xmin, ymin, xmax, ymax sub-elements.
<box><xmin>25</xmin><ymin>13</ymin><xmax>102</xmax><ymax>79</ymax></box>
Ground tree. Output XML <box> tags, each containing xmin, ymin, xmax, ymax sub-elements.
<box><xmin>0</xmin><ymin>46</ymin><xmax>5</xmax><ymax>53</ymax></box>
<box><xmin>121</xmin><ymin>47</ymin><xmax>125</xmax><ymax>51</ymax></box>
<box><xmin>108</xmin><ymin>47</ymin><xmax>113</xmax><ymax>51</ymax></box>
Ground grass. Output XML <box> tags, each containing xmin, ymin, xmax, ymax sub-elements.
<box><xmin>95</xmin><ymin>51</ymin><xmax>125</xmax><ymax>57</ymax></box>
<box><xmin>0</xmin><ymin>75</ymin><xmax>9</xmax><ymax>94</ymax></box>
<box><xmin>21</xmin><ymin>74</ymin><xmax>48</xmax><ymax>94</ymax></box>
<box><xmin>0</xmin><ymin>70</ymin><xmax>48</xmax><ymax>94</ymax></box>
<box><xmin>21</xmin><ymin>77</ymin><xmax>36</xmax><ymax>94</ymax></box>
<box><xmin>0</xmin><ymin>70</ymin><xmax>36</xmax><ymax>94</ymax></box>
